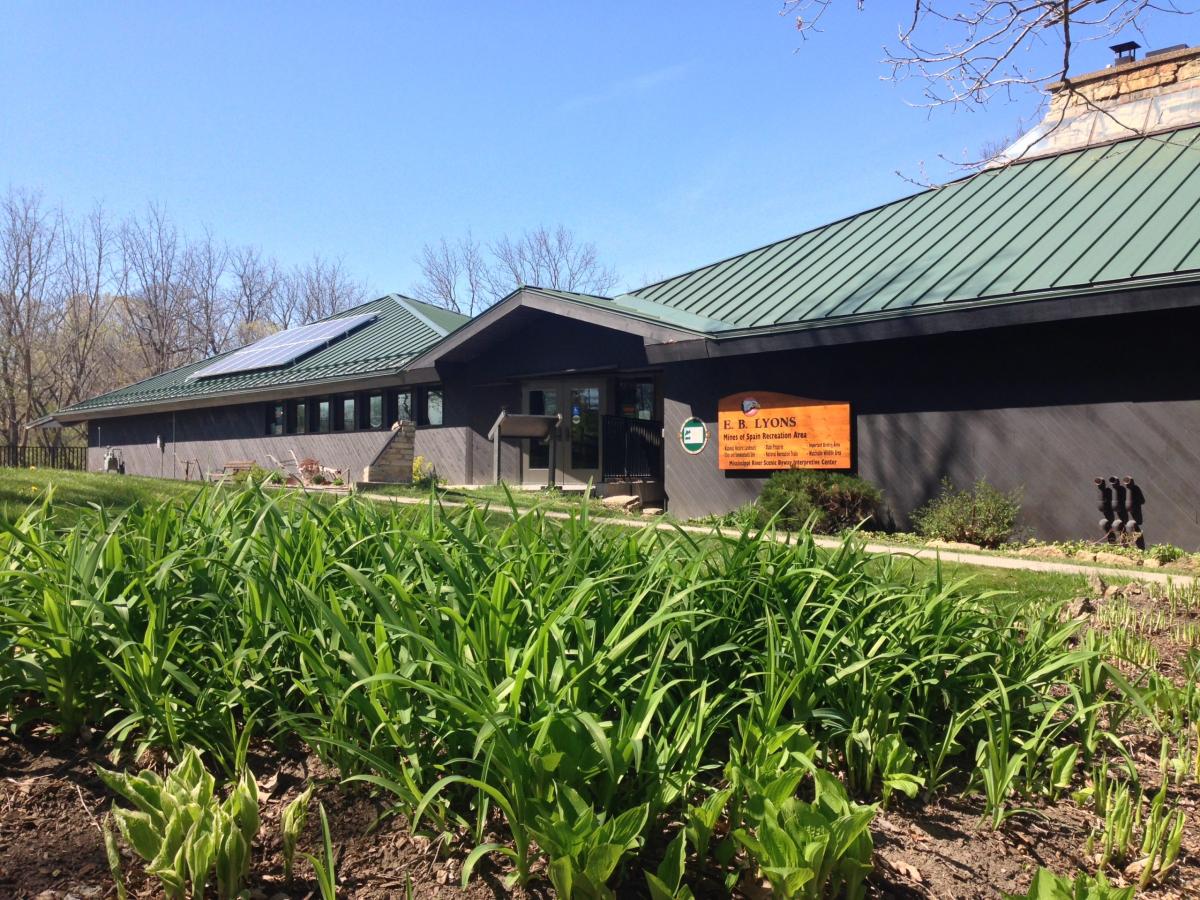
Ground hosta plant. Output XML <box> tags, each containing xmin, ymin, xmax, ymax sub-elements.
<box><xmin>732</xmin><ymin>771</ymin><xmax>876</xmax><ymax>900</ymax></box>
<box><xmin>528</xmin><ymin>789</ymin><xmax>649</xmax><ymax>899</ymax></box>
<box><xmin>1003</xmin><ymin>867</ymin><xmax>1134</xmax><ymax>900</ymax></box>
<box><xmin>97</xmin><ymin>746</ymin><xmax>260</xmax><ymax>899</ymax></box>
<box><xmin>281</xmin><ymin>783</ymin><xmax>314</xmax><ymax>883</ymax></box>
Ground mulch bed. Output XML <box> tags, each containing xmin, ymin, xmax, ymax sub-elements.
<box><xmin>3</xmin><ymin>579</ymin><xmax>1199</xmax><ymax>899</ymax></box>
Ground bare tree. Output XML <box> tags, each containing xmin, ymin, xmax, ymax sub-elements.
<box><xmin>783</xmin><ymin>1</ymin><xmax>1190</xmax><ymax>169</ymax></box>
<box><xmin>490</xmin><ymin>225</ymin><xmax>618</xmax><ymax>298</ymax></box>
<box><xmin>0</xmin><ymin>188</ymin><xmax>59</xmax><ymax>446</ymax></box>
<box><xmin>282</xmin><ymin>254</ymin><xmax>366</xmax><ymax>326</ymax></box>
<box><xmin>228</xmin><ymin>245</ymin><xmax>282</xmax><ymax>345</ymax></box>
<box><xmin>181</xmin><ymin>227</ymin><xmax>231</xmax><ymax>357</ymax></box>
<box><xmin>785</xmin><ymin>2</ymin><xmax>1187</xmax><ymax>106</ymax></box>
<box><xmin>413</xmin><ymin>225</ymin><xmax>618</xmax><ymax>314</ymax></box>
<box><xmin>53</xmin><ymin>204</ymin><xmax>118</xmax><ymax>427</ymax></box>
<box><xmin>117</xmin><ymin>204</ymin><xmax>191</xmax><ymax>374</ymax></box>
<box><xmin>412</xmin><ymin>233</ymin><xmax>491</xmax><ymax>316</ymax></box>
<box><xmin>0</xmin><ymin>184</ymin><xmax>377</xmax><ymax>443</ymax></box>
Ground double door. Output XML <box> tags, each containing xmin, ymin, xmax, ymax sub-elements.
<box><xmin>522</xmin><ymin>380</ymin><xmax>604</xmax><ymax>485</ymax></box>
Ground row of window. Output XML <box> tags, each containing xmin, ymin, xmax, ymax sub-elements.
<box><xmin>266</xmin><ymin>386</ymin><xmax>443</xmax><ymax>436</ymax></box>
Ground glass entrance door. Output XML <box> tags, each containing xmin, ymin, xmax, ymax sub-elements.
<box><xmin>521</xmin><ymin>380</ymin><xmax>604</xmax><ymax>485</ymax></box>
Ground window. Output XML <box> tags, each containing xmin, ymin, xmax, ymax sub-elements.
<box><xmin>617</xmin><ymin>379</ymin><xmax>656</xmax><ymax>421</ymax></box>
<box><xmin>424</xmin><ymin>387</ymin><xmax>443</xmax><ymax>427</ymax></box>
<box><xmin>317</xmin><ymin>399</ymin><xmax>331</xmax><ymax>433</ymax></box>
<box><xmin>397</xmin><ymin>389</ymin><xmax>414</xmax><ymax>423</ymax></box>
<box><xmin>293</xmin><ymin>400</ymin><xmax>308</xmax><ymax>434</ymax></box>
<box><xmin>267</xmin><ymin>402</ymin><xmax>285</xmax><ymax>435</ymax></box>
<box><xmin>338</xmin><ymin>396</ymin><xmax>356</xmax><ymax>431</ymax></box>
<box><xmin>367</xmin><ymin>393</ymin><xmax>383</xmax><ymax>429</ymax></box>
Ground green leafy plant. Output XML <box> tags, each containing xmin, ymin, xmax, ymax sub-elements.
<box><xmin>304</xmin><ymin>802</ymin><xmax>338</xmax><ymax>900</ymax></box>
<box><xmin>755</xmin><ymin>469</ymin><xmax>881</xmax><ymax>534</ymax></box>
<box><xmin>97</xmin><ymin>746</ymin><xmax>260</xmax><ymax>900</ymax></box>
<box><xmin>1003</xmin><ymin>867</ymin><xmax>1133</xmax><ymax>899</ymax></box>
<box><xmin>911</xmin><ymin>477</ymin><xmax>1021</xmax><ymax>547</ymax></box>
<box><xmin>281</xmin><ymin>783</ymin><xmax>314</xmax><ymax>883</ymax></box>
<box><xmin>412</xmin><ymin>454</ymin><xmax>438</xmax><ymax>488</ymax></box>
<box><xmin>0</xmin><ymin>481</ymin><xmax>1149</xmax><ymax>894</ymax></box>
<box><xmin>1148</xmin><ymin>543</ymin><xmax>1184</xmax><ymax>564</ymax></box>
<box><xmin>644</xmin><ymin>829</ymin><xmax>693</xmax><ymax>900</ymax></box>
<box><xmin>732</xmin><ymin>771</ymin><xmax>876</xmax><ymax>900</ymax></box>
<box><xmin>527</xmin><ymin>790</ymin><xmax>648</xmax><ymax>899</ymax></box>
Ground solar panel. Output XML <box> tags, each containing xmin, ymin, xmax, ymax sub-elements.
<box><xmin>189</xmin><ymin>313</ymin><xmax>377</xmax><ymax>380</ymax></box>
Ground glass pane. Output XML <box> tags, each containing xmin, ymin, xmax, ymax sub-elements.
<box><xmin>295</xmin><ymin>401</ymin><xmax>308</xmax><ymax>434</ymax></box>
<box><xmin>369</xmin><ymin>394</ymin><xmax>383</xmax><ymax>428</ymax></box>
<box><xmin>569</xmin><ymin>387</ymin><xmax>600</xmax><ymax>470</ymax></box>
<box><xmin>268</xmin><ymin>403</ymin><xmax>284</xmax><ymax>435</ymax></box>
<box><xmin>318</xmin><ymin>400</ymin><xmax>331</xmax><ymax>432</ymax></box>
<box><xmin>341</xmin><ymin>397</ymin><xmax>355</xmax><ymax>430</ymax></box>
<box><xmin>398</xmin><ymin>390</ymin><xmax>413</xmax><ymax>422</ymax></box>
<box><xmin>426</xmin><ymin>389</ymin><xmax>443</xmax><ymax>426</ymax></box>
<box><xmin>618</xmin><ymin>380</ymin><xmax>655</xmax><ymax>420</ymax></box>
<box><xmin>527</xmin><ymin>389</ymin><xmax>558</xmax><ymax>469</ymax></box>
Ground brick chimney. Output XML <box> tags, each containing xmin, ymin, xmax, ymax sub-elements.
<box><xmin>994</xmin><ymin>43</ymin><xmax>1200</xmax><ymax>164</ymax></box>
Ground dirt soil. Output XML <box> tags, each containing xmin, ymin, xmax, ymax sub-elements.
<box><xmin>3</xmin><ymin>579</ymin><xmax>1199</xmax><ymax>899</ymax></box>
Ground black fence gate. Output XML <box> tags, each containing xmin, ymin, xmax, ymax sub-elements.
<box><xmin>1</xmin><ymin>445</ymin><xmax>88</xmax><ymax>471</ymax></box>
<box><xmin>601</xmin><ymin>416</ymin><xmax>663</xmax><ymax>482</ymax></box>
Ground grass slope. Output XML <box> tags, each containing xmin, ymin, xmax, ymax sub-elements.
<box><xmin>0</xmin><ymin>466</ymin><xmax>205</xmax><ymax>527</ymax></box>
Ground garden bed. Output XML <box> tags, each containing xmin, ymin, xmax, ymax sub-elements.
<box><xmin>3</xmin><ymin>485</ymin><xmax>1200</xmax><ymax>899</ymax></box>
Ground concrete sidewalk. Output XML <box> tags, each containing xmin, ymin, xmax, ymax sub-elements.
<box><xmin>365</xmin><ymin>492</ymin><xmax>1196</xmax><ymax>589</ymax></box>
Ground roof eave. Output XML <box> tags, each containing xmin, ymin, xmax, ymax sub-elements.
<box><xmin>49</xmin><ymin>365</ymin><xmax>434</xmax><ymax>424</ymax></box>
<box><xmin>647</xmin><ymin>275</ymin><xmax>1200</xmax><ymax>362</ymax></box>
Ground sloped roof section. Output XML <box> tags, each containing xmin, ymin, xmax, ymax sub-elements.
<box><xmin>60</xmin><ymin>295</ymin><xmax>467</xmax><ymax>416</ymax></box>
<box><xmin>624</xmin><ymin>126</ymin><xmax>1200</xmax><ymax>335</ymax></box>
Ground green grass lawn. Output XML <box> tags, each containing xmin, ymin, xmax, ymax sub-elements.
<box><xmin>0</xmin><ymin>466</ymin><xmax>207</xmax><ymax>527</ymax></box>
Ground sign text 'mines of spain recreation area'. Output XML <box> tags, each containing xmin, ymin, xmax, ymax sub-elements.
<box><xmin>717</xmin><ymin>391</ymin><xmax>851</xmax><ymax>471</ymax></box>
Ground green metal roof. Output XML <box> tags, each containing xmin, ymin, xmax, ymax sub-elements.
<box><xmin>61</xmin><ymin>295</ymin><xmax>467</xmax><ymax>415</ymax></box>
<box><xmin>622</xmin><ymin>126</ymin><xmax>1200</xmax><ymax>334</ymax></box>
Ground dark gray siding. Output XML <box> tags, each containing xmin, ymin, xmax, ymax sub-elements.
<box><xmin>87</xmin><ymin>402</ymin><xmax>393</xmax><ymax>482</ymax></box>
<box><xmin>431</xmin><ymin>311</ymin><xmax>653</xmax><ymax>485</ymax></box>
<box><xmin>663</xmin><ymin>308</ymin><xmax>1200</xmax><ymax>548</ymax></box>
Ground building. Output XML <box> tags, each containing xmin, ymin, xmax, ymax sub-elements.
<box><xmin>43</xmin><ymin>45</ymin><xmax>1200</xmax><ymax>547</ymax></box>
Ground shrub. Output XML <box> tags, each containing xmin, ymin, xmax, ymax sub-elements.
<box><xmin>310</xmin><ymin>474</ymin><xmax>327</xmax><ymax>486</ymax></box>
<box><xmin>911</xmin><ymin>478</ymin><xmax>1021</xmax><ymax>548</ymax></box>
<box><xmin>412</xmin><ymin>455</ymin><xmax>438</xmax><ymax>489</ymax></box>
<box><xmin>755</xmin><ymin>469</ymin><xmax>881</xmax><ymax>534</ymax></box>
<box><xmin>1148</xmin><ymin>543</ymin><xmax>1184</xmax><ymax>565</ymax></box>
<box><xmin>231</xmin><ymin>465</ymin><xmax>270</xmax><ymax>485</ymax></box>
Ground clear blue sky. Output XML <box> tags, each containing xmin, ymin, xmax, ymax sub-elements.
<box><xmin>2</xmin><ymin>2</ymin><xmax>1185</xmax><ymax>295</ymax></box>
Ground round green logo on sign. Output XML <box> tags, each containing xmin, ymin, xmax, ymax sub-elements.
<box><xmin>679</xmin><ymin>417</ymin><xmax>708</xmax><ymax>455</ymax></box>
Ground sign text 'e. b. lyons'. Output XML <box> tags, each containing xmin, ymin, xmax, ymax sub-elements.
<box><xmin>717</xmin><ymin>391</ymin><xmax>851</xmax><ymax>471</ymax></box>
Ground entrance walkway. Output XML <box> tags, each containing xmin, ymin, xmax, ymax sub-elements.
<box><xmin>365</xmin><ymin>492</ymin><xmax>1196</xmax><ymax>588</ymax></box>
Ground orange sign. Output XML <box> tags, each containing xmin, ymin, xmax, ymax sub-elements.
<box><xmin>718</xmin><ymin>391</ymin><xmax>851</xmax><ymax>471</ymax></box>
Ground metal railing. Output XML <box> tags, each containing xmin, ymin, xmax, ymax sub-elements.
<box><xmin>601</xmin><ymin>416</ymin><xmax>663</xmax><ymax>482</ymax></box>
<box><xmin>0</xmin><ymin>444</ymin><xmax>88</xmax><ymax>471</ymax></box>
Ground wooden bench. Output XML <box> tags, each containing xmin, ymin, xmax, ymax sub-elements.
<box><xmin>208</xmin><ymin>459</ymin><xmax>257</xmax><ymax>482</ymax></box>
